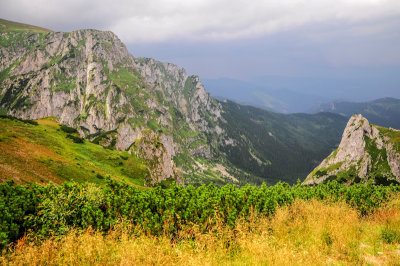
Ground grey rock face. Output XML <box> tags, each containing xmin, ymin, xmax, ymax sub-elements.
<box><xmin>130</xmin><ymin>129</ymin><xmax>178</xmax><ymax>185</ymax></box>
<box><xmin>304</xmin><ymin>114</ymin><xmax>400</xmax><ymax>185</ymax></box>
<box><xmin>0</xmin><ymin>29</ymin><xmax>224</xmax><ymax>184</ymax></box>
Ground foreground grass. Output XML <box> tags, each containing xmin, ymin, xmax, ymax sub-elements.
<box><xmin>2</xmin><ymin>198</ymin><xmax>400</xmax><ymax>265</ymax></box>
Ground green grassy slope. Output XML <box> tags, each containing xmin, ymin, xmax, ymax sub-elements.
<box><xmin>0</xmin><ymin>18</ymin><xmax>51</xmax><ymax>33</ymax></box>
<box><xmin>0</xmin><ymin>116</ymin><xmax>149</xmax><ymax>186</ymax></box>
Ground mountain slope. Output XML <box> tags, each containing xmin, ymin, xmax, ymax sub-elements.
<box><xmin>315</xmin><ymin>98</ymin><xmax>400</xmax><ymax>129</ymax></box>
<box><xmin>0</xmin><ymin>116</ymin><xmax>152</xmax><ymax>186</ymax></box>
<box><xmin>304</xmin><ymin>114</ymin><xmax>400</xmax><ymax>185</ymax></box>
<box><xmin>0</xmin><ymin>18</ymin><xmax>51</xmax><ymax>33</ymax></box>
<box><xmin>0</xmin><ymin>19</ymin><xmax>349</xmax><ymax>185</ymax></box>
<box><xmin>219</xmin><ymin>101</ymin><xmax>347</xmax><ymax>184</ymax></box>
<box><xmin>0</xmin><ymin>25</ymin><xmax>227</xmax><ymax>185</ymax></box>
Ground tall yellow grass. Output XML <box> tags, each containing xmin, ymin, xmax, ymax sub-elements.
<box><xmin>2</xmin><ymin>199</ymin><xmax>400</xmax><ymax>265</ymax></box>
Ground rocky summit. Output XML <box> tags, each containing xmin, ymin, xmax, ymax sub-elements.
<box><xmin>304</xmin><ymin>114</ymin><xmax>400</xmax><ymax>185</ymax></box>
<box><xmin>0</xmin><ymin>27</ymin><xmax>224</xmax><ymax>185</ymax></box>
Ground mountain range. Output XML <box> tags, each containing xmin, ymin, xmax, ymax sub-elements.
<box><xmin>204</xmin><ymin>78</ymin><xmax>400</xmax><ymax>126</ymax></box>
<box><xmin>203</xmin><ymin>77</ymin><xmax>328</xmax><ymax>114</ymax></box>
<box><xmin>0</xmin><ymin>18</ymin><xmax>398</xmax><ymax>186</ymax></box>
<box><xmin>314</xmin><ymin>97</ymin><xmax>400</xmax><ymax>129</ymax></box>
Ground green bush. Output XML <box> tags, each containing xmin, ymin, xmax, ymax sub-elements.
<box><xmin>0</xmin><ymin>115</ymin><xmax>38</xmax><ymax>125</ymax></box>
<box><xmin>0</xmin><ymin>180</ymin><xmax>399</xmax><ymax>250</ymax></box>
<box><xmin>381</xmin><ymin>226</ymin><xmax>400</xmax><ymax>244</ymax></box>
<box><xmin>59</xmin><ymin>124</ymin><xmax>78</xmax><ymax>133</ymax></box>
<box><xmin>66</xmin><ymin>134</ymin><xmax>84</xmax><ymax>144</ymax></box>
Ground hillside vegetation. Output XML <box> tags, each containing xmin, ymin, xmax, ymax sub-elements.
<box><xmin>4</xmin><ymin>200</ymin><xmax>400</xmax><ymax>265</ymax></box>
<box><xmin>220</xmin><ymin>101</ymin><xmax>347</xmax><ymax>184</ymax></box>
<box><xmin>1</xmin><ymin>180</ymin><xmax>400</xmax><ymax>264</ymax></box>
<box><xmin>1</xmin><ymin>179</ymin><xmax>399</xmax><ymax>249</ymax></box>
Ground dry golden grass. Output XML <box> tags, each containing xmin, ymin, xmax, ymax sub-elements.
<box><xmin>0</xmin><ymin>135</ymin><xmax>64</xmax><ymax>184</ymax></box>
<box><xmin>2</xmin><ymin>199</ymin><xmax>400</xmax><ymax>265</ymax></box>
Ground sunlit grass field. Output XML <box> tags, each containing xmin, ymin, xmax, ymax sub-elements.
<box><xmin>2</xmin><ymin>197</ymin><xmax>399</xmax><ymax>265</ymax></box>
<box><xmin>0</xmin><ymin>117</ymin><xmax>148</xmax><ymax>186</ymax></box>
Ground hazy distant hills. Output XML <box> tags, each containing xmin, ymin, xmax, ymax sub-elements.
<box><xmin>203</xmin><ymin>77</ymin><xmax>328</xmax><ymax>113</ymax></box>
<box><xmin>204</xmin><ymin>75</ymin><xmax>400</xmax><ymax>115</ymax></box>
<box><xmin>315</xmin><ymin>98</ymin><xmax>400</xmax><ymax>129</ymax></box>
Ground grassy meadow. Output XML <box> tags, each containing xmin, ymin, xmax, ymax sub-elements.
<box><xmin>0</xmin><ymin>116</ymin><xmax>148</xmax><ymax>186</ymax></box>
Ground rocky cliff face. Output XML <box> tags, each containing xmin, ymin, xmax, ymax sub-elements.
<box><xmin>131</xmin><ymin>129</ymin><xmax>183</xmax><ymax>185</ymax></box>
<box><xmin>304</xmin><ymin>114</ymin><xmax>400</xmax><ymax>185</ymax></box>
<box><xmin>0</xmin><ymin>29</ymin><xmax>224</xmax><ymax>185</ymax></box>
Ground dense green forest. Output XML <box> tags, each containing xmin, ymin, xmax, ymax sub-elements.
<box><xmin>220</xmin><ymin>101</ymin><xmax>347</xmax><ymax>184</ymax></box>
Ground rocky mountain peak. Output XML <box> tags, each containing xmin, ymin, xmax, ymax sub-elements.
<box><xmin>304</xmin><ymin>114</ymin><xmax>400</xmax><ymax>185</ymax></box>
<box><xmin>0</xmin><ymin>27</ymin><xmax>224</xmax><ymax>185</ymax></box>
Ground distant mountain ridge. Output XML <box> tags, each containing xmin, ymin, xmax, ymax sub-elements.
<box><xmin>315</xmin><ymin>97</ymin><xmax>400</xmax><ymax>129</ymax></box>
<box><xmin>203</xmin><ymin>77</ymin><xmax>328</xmax><ymax>114</ymax></box>
<box><xmin>204</xmin><ymin>76</ymin><xmax>400</xmax><ymax>125</ymax></box>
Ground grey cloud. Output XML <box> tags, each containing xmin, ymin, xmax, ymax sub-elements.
<box><xmin>1</xmin><ymin>0</ymin><xmax>400</xmax><ymax>44</ymax></box>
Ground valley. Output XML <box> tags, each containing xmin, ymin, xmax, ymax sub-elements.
<box><xmin>1</xmin><ymin>15</ymin><xmax>400</xmax><ymax>265</ymax></box>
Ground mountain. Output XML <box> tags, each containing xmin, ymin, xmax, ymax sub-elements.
<box><xmin>314</xmin><ymin>97</ymin><xmax>400</xmax><ymax>129</ymax></box>
<box><xmin>203</xmin><ymin>77</ymin><xmax>328</xmax><ymax>113</ymax></box>
<box><xmin>304</xmin><ymin>114</ymin><xmax>400</xmax><ymax>185</ymax></box>
<box><xmin>0</xmin><ymin>24</ymin><xmax>228</xmax><ymax>185</ymax></box>
<box><xmin>0</xmin><ymin>19</ymin><xmax>349</xmax><ymax>185</ymax></box>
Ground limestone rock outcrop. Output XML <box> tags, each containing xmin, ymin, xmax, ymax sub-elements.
<box><xmin>304</xmin><ymin>114</ymin><xmax>400</xmax><ymax>185</ymax></box>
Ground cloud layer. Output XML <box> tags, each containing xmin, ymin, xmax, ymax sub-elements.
<box><xmin>1</xmin><ymin>0</ymin><xmax>400</xmax><ymax>44</ymax></box>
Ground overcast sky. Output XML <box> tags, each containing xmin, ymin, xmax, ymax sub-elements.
<box><xmin>1</xmin><ymin>0</ymin><xmax>400</xmax><ymax>99</ymax></box>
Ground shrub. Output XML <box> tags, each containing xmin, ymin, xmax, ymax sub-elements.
<box><xmin>66</xmin><ymin>134</ymin><xmax>84</xmax><ymax>144</ymax></box>
<box><xmin>60</xmin><ymin>124</ymin><xmax>78</xmax><ymax>133</ymax></box>
<box><xmin>0</xmin><ymin>115</ymin><xmax>38</xmax><ymax>125</ymax></box>
<box><xmin>0</xmin><ymin>180</ymin><xmax>399</xmax><ymax>250</ymax></box>
<box><xmin>381</xmin><ymin>226</ymin><xmax>400</xmax><ymax>244</ymax></box>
